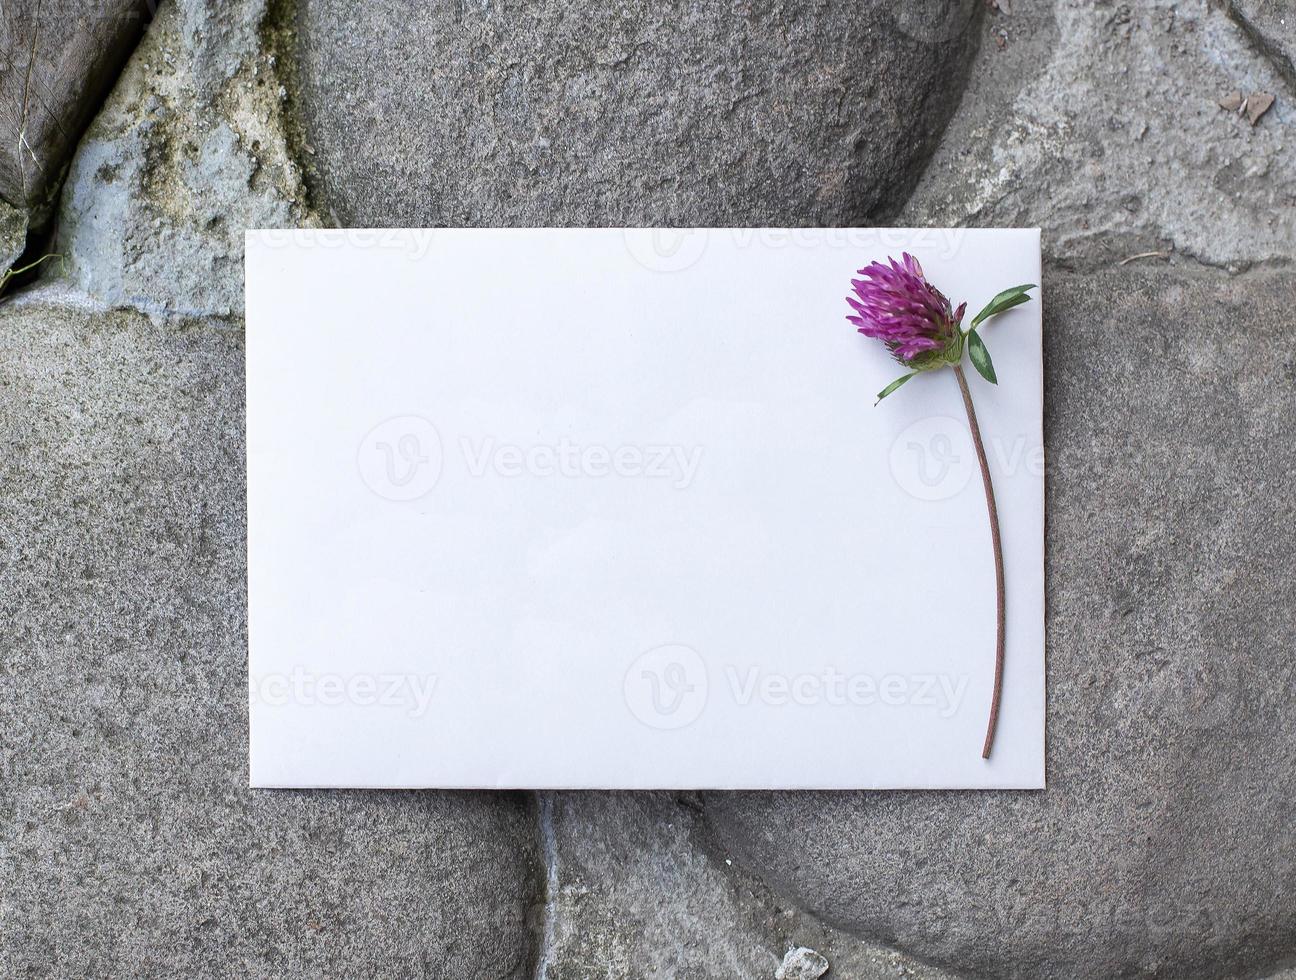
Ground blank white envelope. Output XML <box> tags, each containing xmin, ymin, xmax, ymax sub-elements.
<box><xmin>245</xmin><ymin>228</ymin><xmax>1044</xmax><ymax>789</ymax></box>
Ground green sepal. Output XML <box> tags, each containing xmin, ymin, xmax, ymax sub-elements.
<box><xmin>967</xmin><ymin>331</ymin><xmax>998</xmax><ymax>385</ymax></box>
<box><xmin>969</xmin><ymin>284</ymin><xmax>1036</xmax><ymax>331</ymax></box>
<box><xmin>875</xmin><ymin>372</ymin><xmax>916</xmax><ymax>405</ymax></box>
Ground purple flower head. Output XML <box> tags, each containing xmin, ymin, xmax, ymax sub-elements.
<box><xmin>846</xmin><ymin>253</ymin><xmax>966</xmax><ymax>366</ymax></box>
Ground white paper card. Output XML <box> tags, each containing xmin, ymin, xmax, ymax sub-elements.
<box><xmin>246</xmin><ymin>228</ymin><xmax>1044</xmax><ymax>789</ymax></box>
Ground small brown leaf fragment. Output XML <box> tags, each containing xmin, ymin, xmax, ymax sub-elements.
<box><xmin>1245</xmin><ymin>92</ymin><xmax>1275</xmax><ymax>126</ymax></box>
<box><xmin>1219</xmin><ymin>90</ymin><xmax>1244</xmax><ymax>112</ymax></box>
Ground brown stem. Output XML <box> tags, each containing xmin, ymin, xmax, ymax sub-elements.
<box><xmin>953</xmin><ymin>366</ymin><xmax>1005</xmax><ymax>760</ymax></box>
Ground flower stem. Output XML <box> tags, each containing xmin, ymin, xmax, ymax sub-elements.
<box><xmin>953</xmin><ymin>365</ymin><xmax>1005</xmax><ymax>760</ymax></box>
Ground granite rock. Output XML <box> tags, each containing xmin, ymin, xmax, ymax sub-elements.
<box><xmin>538</xmin><ymin>792</ymin><xmax>960</xmax><ymax>980</ymax></box>
<box><xmin>0</xmin><ymin>0</ymin><xmax>151</xmax><ymax>217</ymax></box>
<box><xmin>1</xmin><ymin>197</ymin><xmax>24</xmax><ymax>272</ymax></box>
<box><xmin>0</xmin><ymin>292</ymin><xmax>539</xmax><ymax>979</ymax></box>
<box><xmin>55</xmin><ymin>0</ymin><xmax>313</xmax><ymax>317</ymax></box>
<box><xmin>903</xmin><ymin>0</ymin><xmax>1296</xmax><ymax>270</ymax></box>
<box><xmin>776</xmin><ymin>947</ymin><xmax>829</xmax><ymax>980</ymax></box>
<box><xmin>705</xmin><ymin>267</ymin><xmax>1296</xmax><ymax>980</ymax></box>
<box><xmin>1226</xmin><ymin>0</ymin><xmax>1295</xmax><ymax>89</ymax></box>
<box><xmin>290</xmin><ymin>0</ymin><xmax>980</xmax><ymax>227</ymax></box>
<box><xmin>18</xmin><ymin>0</ymin><xmax>1296</xmax><ymax>974</ymax></box>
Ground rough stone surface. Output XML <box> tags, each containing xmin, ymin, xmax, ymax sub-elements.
<box><xmin>903</xmin><ymin>0</ymin><xmax>1296</xmax><ymax>269</ymax></box>
<box><xmin>0</xmin><ymin>0</ymin><xmax>150</xmax><ymax>217</ymax></box>
<box><xmin>776</xmin><ymin>946</ymin><xmax>829</xmax><ymax>980</ymax></box>
<box><xmin>55</xmin><ymin>0</ymin><xmax>313</xmax><ymax>317</ymax></box>
<box><xmin>705</xmin><ymin>268</ymin><xmax>1296</xmax><ymax>980</ymax></box>
<box><xmin>539</xmin><ymin>792</ymin><xmax>959</xmax><ymax>980</ymax></box>
<box><xmin>291</xmin><ymin>0</ymin><xmax>980</xmax><ymax>227</ymax></box>
<box><xmin>0</xmin><ymin>291</ymin><xmax>539</xmax><ymax>979</ymax></box>
<box><xmin>0</xmin><ymin>197</ymin><xmax>24</xmax><ymax>271</ymax></box>
<box><xmin>14</xmin><ymin>0</ymin><xmax>1296</xmax><ymax>975</ymax></box>
<box><xmin>1227</xmin><ymin>0</ymin><xmax>1295</xmax><ymax>89</ymax></box>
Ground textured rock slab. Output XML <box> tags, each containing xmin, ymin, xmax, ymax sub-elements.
<box><xmin>292</xmin><ymin>0</ymin><xmax>979</xmax><ymax>226</ymax></box>
<box><xmin>776</xmin><ymin>947</ymin><xmax>829</xmax><ymax>980</ymax></box>
<box><xmin>539</xmin><ymin>793</ymin><xmax>959</xmax><ymax>980</ymax></box>
<box><xmin>903</xmin><ymin>0</ymin><xmax>1296</xmax><ymax>269</ymax></box>
<box><xmin>1</xmin><ymin>197</ymin><xmax>23</xmax><ymax>270</ymax></box>
<box><xmin>706</xmin><ymin>268</ymin><xmax>1296</xmax><ymax>980</ymax></box>
<box><xmin>0</xmin><ymin>293</ymin><xmax>538</xmax><ymax>978</ymax></box>
<box><xmin>1226</xmin><ymin>0</ymin><xmax>1295</xmax><ymax>88</ymax></box>
<box><xmin>56</xmin><ymin>0</ymin><xmax>312</xmax><ymax>316</ymax></box>
<box><xmin>0</xmin><ymin>0</ymin><xmax>150</xmax><ymax>215</ymax></box>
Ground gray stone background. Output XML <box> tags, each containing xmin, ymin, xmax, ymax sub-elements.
<box><xmin>1</xmin><ymin>0</ymin><xmax>1293</xmax><ymax>977</ymax></box>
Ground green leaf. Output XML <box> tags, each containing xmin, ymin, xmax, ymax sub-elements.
<box><xmin>974</xmin><ymin>291</ymin><xmax>1032</xmax><ymax>324</ymax></box>
<box><xmin>875</xmin><ymin>372</ymin><xmax>916</xmax><ymax>405</ymax></box>
<box><xmin>967</xmin><ymin>331</ymin><xmax>997</xmax><ymax>385</ymax></box>
<box><xmin>969</xmin><ymin>283</ymin><xmax>1036</xmax><ymax>330</ymax></box>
